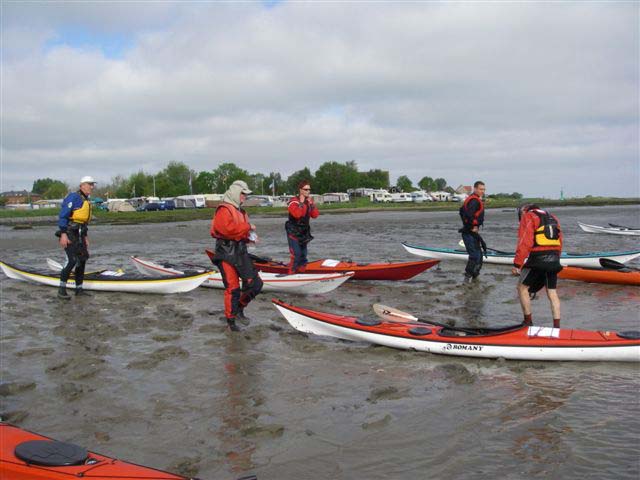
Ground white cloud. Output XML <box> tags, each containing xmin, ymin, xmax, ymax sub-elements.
<box><xmin>1</xmin><ymin>2</ymin><xmax>637</xmax><ymax>196</ymax></box>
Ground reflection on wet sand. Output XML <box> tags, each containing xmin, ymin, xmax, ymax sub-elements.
<box><xmin>217</xmin><ymin>335</ymin><xmax>259</xmax><ymax>474</ymax></box>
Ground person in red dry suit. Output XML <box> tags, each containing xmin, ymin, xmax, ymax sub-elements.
<box><xmin>210</xmin><ymin>180</ymin><xmax>263</xmax><ymax>332</ymax></box>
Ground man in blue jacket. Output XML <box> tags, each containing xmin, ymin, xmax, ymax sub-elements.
<box><xmin>56</xmin><ymin>176</ymin><xmax>96</xmax><ymax>298</ymax></box>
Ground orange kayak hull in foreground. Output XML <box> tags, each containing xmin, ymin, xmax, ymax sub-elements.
<box><xmin>0</xmin><ymin>423</ymin><xmax>188</xmax><ymax>480</ymax></box>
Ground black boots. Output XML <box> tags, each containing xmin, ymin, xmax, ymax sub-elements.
<box><xmin>57</xmin><ymin>285</ymin><xmax>70</xmax><ymax>300</ymax></box>
<box><xmin>226</xmin><ymin>318</ymin><xmax>241</xmax><ymax>332</ymax></box>
<box><xmin>75</xmin><ymin>286</ymin><xmax>91</xmax><ymax>296</ymax></box>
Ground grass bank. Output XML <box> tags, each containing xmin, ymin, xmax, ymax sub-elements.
<box><xmin>1</xmin><ymin>196</ymin><xmax>637</xmax><ymax>226</ymax></box>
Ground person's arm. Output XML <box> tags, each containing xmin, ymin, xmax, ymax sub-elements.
<box><xmin>288</xmin><ymin>199</ymin><xmax>307</xmax><ymax>220</ymax></box>
<box><xmin>513</xmin><ymin>215</ymin><xmax>535</xmax><ymax>269</ymax></box>
<box><xmin>308</xmin><ymin>198</ymin><xmax>319</xmax><ymax>218</ymax></box>
<box><xmin>58</xmin><ymin>194</ymin><xmax>75</xmax><ymax>247</ymax></box>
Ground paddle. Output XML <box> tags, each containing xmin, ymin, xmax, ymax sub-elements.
<box><xmin>248</xmin><ymin>253</ymin><xmax>289</xmax><ymax>266</ymax></box>
<box><xmin>599</xmin><ymin>258</ymin><xmax>640</xmax><ymax>272</ymax></box>
<box><xmin>372</xmin><ymin>303</ymin><xmax>481</xmax><ymax>335</ymax></box>
<box><xmin>608</xmin><ymin>223</ymin><xmax>639</xmax><ymax>230</ymax></box>
<box><xmin>457</xmin><ymin>240</ymin><xmax>511</xmax><ymax>255</ymax></box>
<box><xmin>46</xmin><ymin>258</ymin><xmax>109</xmax><ymax>276</ymax></box>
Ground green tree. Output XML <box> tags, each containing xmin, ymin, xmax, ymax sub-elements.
<box><xmin>418</xmin><ymin>176</ymin><xmax>436</xmax><ymax>191</ymax></box>
<box><xmin>434</xmin><ymin>178</ymin><xmax>448</xmax><ymax>191</ymax></box>
<box><xmin>248</xmin><ymin>173</ymin><xmax>267</xmax><ymax>195</ymax></box>
<box><xmin>155</xmin><ymin>161</ymin><xmax>195</xmax><ymax>197</ymax></box>
<box><xmin>360</xmin><ymin>169</ymin><xmax>389</xmax><ymax>189</ymax></box>
<box><xmin>314</xmin><ymin>161</ymin><xmax>360</xmax><ymax>193</ymax></box>
<box><xmin>32</xmin><ymin>178</ymin><xmax>68</xmax><ymax>198</ymax></box>
<box><xmin>194</xmin><ymin>171</ymin><xmax>217</xmax><ymax>194</ymax></box>
<box><xmin>202</xmin><ymin>163</ymin><xmax>251</xmax><ymax>193</ymax></box>
<box><xmin>286</xmin><ymin>168</ymin><xmax>315</xmax><ymax>194</ymax></box>
<box><xmin>265</xmin><ymin>172</ymin><xmax>284</xmax><ymax>195</ymax></box>
<box><xmin>44</xmin><ymin>182</ymin><xmax>69</xmax><ymax>199</ymax></box>
<box><xmin>396</xmin><ymin>175</ymin><xmax>414</xmax><ymax>192</ymax></box>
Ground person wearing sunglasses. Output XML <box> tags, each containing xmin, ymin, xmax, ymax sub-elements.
<box><xmin>285</xmin><ymin>180</ymin><xmax>320</xmax><ymax>273</ymax></box>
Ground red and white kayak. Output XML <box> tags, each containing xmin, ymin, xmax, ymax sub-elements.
<box><xmin>0</xmin><ymin>422</ymin><xmax>189</xmax><ymax>480</ymax></box>
<box><xmin>272</xmin><ymin>300</ymin><xmax>640</xmax><ymax>362</ymax></box>
<box><xmin>131</xmin><ymin>256</ymin><xmax>353</xmax><ymax>294</ymax></box>
<box><xmin>220</xmin><ymin>250</ymin><xmax>439</xmax><ymax>281</ymax></box>
<box><xmin>402</xmin><ymin>242</ymin><xmax>640</xmax><ymax>268</ymax></box>
<box><xmin>559</xmin><ymin>266</ymin><xmax>640</xmax><ymax>286</ymax></box>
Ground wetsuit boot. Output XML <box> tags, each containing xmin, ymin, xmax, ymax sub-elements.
<box><xmin>226</xmin><ymin>318</ymin><xmax>241</xmax><ymax>332</ymax></box>
<box><xmin>57</xmin><ymin>283</ymin><xmax>70</xmax><ymax>300</ymax></box>
<box><xmin>75</xmin><ymin>285</ymin><xmax>91</xmax><ymax>296</ymax></box>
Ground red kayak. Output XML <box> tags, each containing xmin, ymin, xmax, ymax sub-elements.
<box><xmin>0</xmin><ymin>423</ymin><xmax>256</xmax><ymax>480</ymax></box>
<box><xmin>205</xmin><ymin>249</ymin><xmax>439</xmax><ymax>281</ymax></box>
<box><xmin>559</xmin><ymin>266</ymin><xmax>640</xmax><ymax>286</ymax></box>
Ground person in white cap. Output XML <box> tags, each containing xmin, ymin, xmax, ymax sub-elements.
<box><xmin>209</xmin><ymin>180</ymin><xmax>263</xmax><ymax>331</ymax></box>
<box><xmin>55</xmin><ymin>176</ymin><xmax>96</xmax><ymax>299</ymax></box>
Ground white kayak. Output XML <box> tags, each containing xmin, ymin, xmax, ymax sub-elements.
<box><xmin>402</xmin><ymin>242</ymin><xmax>640</xmax><ymax>268</ymax></box>
<box><xmin>1</xmin><ymin>260</ymin><xmax>210</xmax><ymax>294</ymax></box>
<box><xmin>272</xmin><ymin>300</ymin><xmax>640</xmax><ymax>362</ymax></box>
<box><xmin>130</xmin><ymin>256</ymin><xmax>353</xmax><ymax>295</ymax></box>
<box><xmin>578</xmin><ymin>221</ymin><xmax>640</xmax><ymax>236</ymax></box>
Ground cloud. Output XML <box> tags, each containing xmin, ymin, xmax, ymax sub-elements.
<box><xmin>1</xmin><ymin>2</ymin><xmax>637</xmax><ymax>196</ymax></box>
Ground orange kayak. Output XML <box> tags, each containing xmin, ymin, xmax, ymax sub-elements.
<box><xmin>559</xmin><ymin>266</ymin><xmax>640</xmax><ymax>286</ymax></box>
<box><xmin>0</xmin><ymin>423</ymin><xmax>189</xmax><ymax>480</ymax></box>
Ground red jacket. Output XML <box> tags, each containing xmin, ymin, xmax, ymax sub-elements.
<box><xmin>514</xmin><ymin>209</ymin><xmax>563</xmax><ymax>268</ymax></box>
<box><xmin>210</xmin><ymin>203</ymin><xmax>251</xmax><ymax>241</ymax></box>
<box><xmin>288</xmin><ymin>196</ymin><xmax>320</xmax><ymax>221</ymax></box>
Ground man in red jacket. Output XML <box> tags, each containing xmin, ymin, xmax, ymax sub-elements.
<box><xmin>285</xmin><ymin>180</ymin><xmax>320</xmax><ymax>273</ymax></box>
<box><xmin>210</xmin><ymin>180</ymin><xmax>263</xmax><ymax>332</ymax></box>
<box><xmin>511</xmin><ymin>204</ymin><xmax>563</xmax><ymax>328</ymax></box>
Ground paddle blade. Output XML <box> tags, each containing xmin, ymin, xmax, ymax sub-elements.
<box><xmin>373</xmin><ymin>303</ymin><xmax>419</xmax><ymax>322</ymax></box>
<box><xmin>46</xmin><ymin>258</ymin><xmax>64</xmax><ymax>271</ymax></box>
<box><xmin>599</xmin><ymin>258</ymin><xmax>638</xmax><ymax>272</ymax></box>
<box><xmin>599</xmin><ymin>258</ymin><xmax>626</xmax><ymax>270</ymax></box>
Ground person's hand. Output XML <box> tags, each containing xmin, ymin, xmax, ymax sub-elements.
<box><xmin>249</xmin><ymin>223</ymin><xmax>256</xmax><ymax>231</ymax></box>
<box><xmin>511</xmin><ymin>267</ymin><xmax>520</xmax><ymax>276</ymax></box>
<box><xmin>84</xmin><ymin>236</ymin><xmax>90</xmax><ymax>248</ymax></box>
<box><xmin>471</xmin><ymin>226</ymin><xmax>479</xmax><ymax>233</ymax></box>
<box><xmin>59</xmin><ymin>233</ymin><xmax>70</xmax><ymax>248</ymax></box>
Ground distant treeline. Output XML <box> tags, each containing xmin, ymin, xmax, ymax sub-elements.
<box><xmin>29</xmin><ymin>161</ymin><xmax>486</xmax><ymax>199</ymax></box>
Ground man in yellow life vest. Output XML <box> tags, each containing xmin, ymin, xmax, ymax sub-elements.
<box><xmin>56</xmin><ymin>176</ymin><xmax>96</xmax><ymax>298</ymax></box>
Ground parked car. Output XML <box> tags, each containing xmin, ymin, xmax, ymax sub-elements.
<box><xmin>159</xmin><ymin>200</ymin><xmax>176</xmax><ymax>211</ymax></box>
<box><xmin>137</xmin><ymin>202</ymin><xmax>161</xmax><ymax>211</ymax></box>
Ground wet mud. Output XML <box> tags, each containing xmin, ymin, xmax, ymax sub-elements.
<box><xmin>1</xmin><ymin>205</ymin><xmax>639</xmax><ymax>479</ymax></box>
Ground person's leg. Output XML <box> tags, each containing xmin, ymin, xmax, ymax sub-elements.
<box><xmin>238</xmin><ymin>272</ymin><xmax>264</xmax><ymax>317</ymax></box>
<box><xmin>287</xmin><ymin>236</ymin><xmax>303</xmax><ymax>273</ymax></box>
<box><xmin>298</xmin><ymin>243</ymin><xmax>308</xmax><ymax>272</ymax></box>
<box><xmin>462</xmin><ymin>232</ymin><xmax>478</xmax><ymax>280</ymax></box>
<box><xmin>517</xmin><ymin>282</ymin><xmax>532</xmax><ymax>324</ymax></box>
<box><xmin>518</xmin><ymin>268</ymin><xmax>540</xmax><ymax>325</ymax></box>
<box><xmin>74</xmin><ymin>238</ymin><xmax>90</xmax><ymax>295</ymax></box>
<box><xmin>219</xmin><ymin>261</ymin><xmax>242</xmax><ymax>331</ymax></box>
<box><xmin>545</xmin><ymin>272</ymin><xmax>561</xmax><ymax>328</ymax></box>
<box><xmin>58</xmin><ymin>241</ymin><xmax>79</xmax><ymax>298</ymax></box>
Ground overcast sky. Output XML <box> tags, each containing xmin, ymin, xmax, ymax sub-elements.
<box><xmin>1</xmin><ymin>1</ymin><xmax>638</xmax><ymax>197</ymax></box>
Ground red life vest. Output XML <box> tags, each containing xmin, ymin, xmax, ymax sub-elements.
<box><xmin>211</xmin><ymin>203</ymin><xmax>250</xmax><ymax>241</ymax></box>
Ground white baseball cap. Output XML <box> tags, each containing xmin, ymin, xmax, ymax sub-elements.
<box><xmin>80</xmin><ymin>176</ymin><xmax>97</xmax><ymax>184</ymax></box>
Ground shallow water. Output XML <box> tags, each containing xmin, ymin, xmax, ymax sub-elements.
<box><xmin>1</xmin><ymin>205</ymin><xmax>639</xmax><ymax>479</ymax></box>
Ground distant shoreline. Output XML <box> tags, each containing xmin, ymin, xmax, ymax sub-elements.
<box><xmin>1</xmin><ymin>197</ymin><xmax>638</xmax><ymax>227</ymax></box>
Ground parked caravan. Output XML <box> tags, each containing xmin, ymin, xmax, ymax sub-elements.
<box><xmin>175</xmin><ymin>195</ymin><xmax>206</xmax><ymax>208</ymax></box>
<box><xmin>322</xmin><ymin>192</ymin><xmax>350</xmax><ymax>203</ymax></box>
<box><xmin>390</xmin><ymin>192</ymin><xmax>413</xmax><ymax>203</ymax></box>
<box><xmin>410</xmin><ymin>191</ymin><xmax>432</xmax><ymax>202</ymax></box>
<box><xmin>369</xmin><ymin>190</ymin><xmax>392</xmax><ymax>203</ymax></box>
